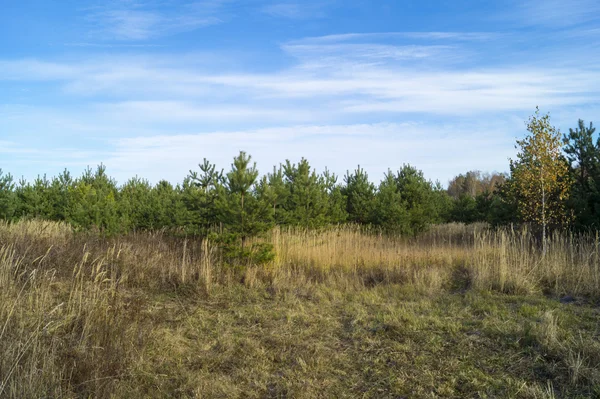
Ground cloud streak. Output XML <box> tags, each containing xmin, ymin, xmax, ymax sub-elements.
<box><xmin>261</xmin><ymin>1</ymin><xmax>332</xmax><ymax>19</ymax></box>
<box><xmin>516</xmin><ymin>0</ymin><xmax>600</xmax><ymax>27</ymax></box>
<box><xmin>85</xmin><ymin>0</ymin><xmax>227</xmax><ymax>40</ymax></box>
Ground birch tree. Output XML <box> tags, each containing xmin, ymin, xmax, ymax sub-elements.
<box><xmin>510</xmin><ymin>108</ymin><xmax>572</xmax><ymax>253</ymax></box>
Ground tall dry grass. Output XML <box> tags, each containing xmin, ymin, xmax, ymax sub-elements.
<box><xmin>0</xmin><ymin>220</ymin><xmax>599</xmax><ymax>397</ymax></box>
<box><xmin>260</xmin><ymin>223</ymin><xmax>600</xmax><ymax>297</ymax></box>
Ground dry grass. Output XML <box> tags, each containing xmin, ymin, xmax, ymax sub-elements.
<box><xmin>1</xmin><ymin>220</ymin><xmax>599</xmax><ymax>398</ymax></box>
<box><xmin>265</xmin><ymin>224</ymin><xmax>600</xmax><ymax>298</ymax></box>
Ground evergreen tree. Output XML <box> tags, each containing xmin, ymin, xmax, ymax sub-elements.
<box><xmin>265</xmin><ymin>165</ymin><xmax>289</xmax><ymax>225</ymax></box>
<box><xmin>70</xmin><ymin>165</ymin><xmax>120</xmax><ymax>233</ymax></box>
<box><xmin>47</xmin><ymin>170</ymin><xmax>74</xmax><ymax>222</ymax></box>
<box><xmin>15</xmin><ymin>175</ymin><xmax>52</xmax><ymax>219</ymax></box>
<box><xmin>342</xmin><ymin>166</ymin><xmax>375</xmax><ymax>224</ymax></box>
<box><xmin>282</xmin><ymin>159</ymin><xmax>329</xmax><ymax>228</ymax></box>
<box><xmin>220</xmin><ymin>151</ymin><xmax>272</xmax><ymax>247</ymax></box>
<box><xmin>371</xmin><ymin>171</ymin><xmax>410</xmax><ymax>233</ymax></box>
<box><xmin>153</xmin><ymin>180</ymin><xmax>186</xmax><ymax>229</ymax></box>
<box><xmin>563</xmin><ymin>119</ymin><xmax>600</xmax><ymax>229</ymax></box>
<box><xmin>322</xmin><ymin>168</ymin><xmax>347</xmax><ymax>224</ymax></box>
<box><xmin>0</xmin><ymin>169</ymin><xmax>16</xmax><ymax>220</ymax></box>
<box><xmin>119</xmin><ymin>177</ymin><xmax>154</xmax><ymax>231</ymax></box>
<box><xmin>184</xmin><ymin>159</ymin><xmax>224</xmax><ymax>234</ymax></box>
<box><xmin>395</xmin><ymin>164</ymin><xmax>440</xmax><ymax>235</ymax></box>
<box><xmin>450</xmin><ymin>194</ymin><xmax>478</xmax><ymax>223</ymax></box>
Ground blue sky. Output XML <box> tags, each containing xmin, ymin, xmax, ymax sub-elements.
<box><xmin>1</xmin><ymin>0</ymin><xmax>600</xmax><ymax>186</ymax></box>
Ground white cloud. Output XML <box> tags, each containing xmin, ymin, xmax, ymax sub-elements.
<box><xmin>262</xmin><ymin>2</ymin><xmax>330</xmax><ymax>19</ymax></box>
<box><xmin>85</xmin><ymin>0</ymin><xmax>227</xmax><ymax>40</ymax></box>
<box><xmin>2</xmin><ymin>32</ymin><xmax>598</xmax><ymax>117</ymax></box>
<box><xmin>94</xmin><ymin>101</ymin><xmax>321</xmax><ymax>124</ymax></box>
<box><xmin>291</xmin><ymin>32</ymin><xmax>498</xmax><ymax>44</ymax></box>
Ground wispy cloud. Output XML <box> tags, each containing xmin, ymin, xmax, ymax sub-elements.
<box><xmin>1</xmin><ymin>32</ymin><xmax>599</xmax><ymax>117</ymax></box>
<box><xmin>262</xmin><ymin>1</ymin><xmax>331</xmax><ymax>19</ymax></box>
<box><xmin>85</xmin><ymin>0</ymin><xmax>227</xmax><ymax>40</ymax></box>
<box><xmin>293</xmin><ymin>32</ymin><xmax>499</xmax><ymax>44</ymax></box>
<box><xmin>515</xmin><ymin>0</ymin><xmax>600</xmax><ymax>27</ymax></box>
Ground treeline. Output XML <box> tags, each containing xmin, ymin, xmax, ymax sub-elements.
<box><xmin>0</xmin><ymin>156</ymin><xmax>454</xmax><ymax>238</ymax></box>
<box><xmin>0</xmin><ymin>112</ymin><xmax>597</xmax><ymax>240</ymax></box>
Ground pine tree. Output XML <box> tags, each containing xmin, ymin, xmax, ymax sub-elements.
<box><xmin>265</xmin><ymin>165</ymin><xmax>289</xmax><ymax>225</ymax></box>
<box><xmin>70</xmin><ymin>165</ymin><xmax>120</xmax><ymax>234</ymax></box>
<box><xmin>563</xmin><ymin>119</ymin><xmax>600</xmax><ymax>229</ymax></box>
<box><xmin>564</xmin><ymin>120</ymin><xmax>597</xmax><ymax>187</ymax></box>
<box><xmin>371</xmin><ymin>171</ymin><xmax>410</xmax><ymax>233</ymax></box>
<box><xmin>184</xmin><ymin>158</ymin><xmax>224</xmax><ymax>235</ymax></box>
<box><xmin>119</xmin><ymin>177</ymin><xmax>154</xmax><ymax>231</ymax></box>
<box><xmin>343</xmin><ymin>166</ymin><xmax>375</xmax><ymax>224</ymax></box>
<box><xmin>48</xmin><ymin>170</ymin><xmax>74</xmax><ymax>222</ymax></box>
<box><xmin>322</xmin><ymin>168</ymin><xmax>347</xmax><ymax>224</ymax></box>
<box><xmin>0</xmin><ymin>169</ymin><xmax>16</xmax><ymax>220</ymax></box>
<box><xmin>395</xmin><ymin>164</ymin><xmax>439</xmax><ymax>235</ymax></box>
<box><xmin>153</xmin><ymin>180</ymin><xmax>185</xmax><ymax>229</ymax></box>
<box><xmin>282</xmin><ymin>159</ymin><xmax>329</xmax><ymax>228</ymax></box>
<box><xmin>221</xmin><ymin>151</ymin><xmax>272</xmax><ymax>248</ymax></box>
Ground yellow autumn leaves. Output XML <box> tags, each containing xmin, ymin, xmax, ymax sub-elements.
<box><xmin>509</xmin><ymin>108</ymin><xmax>573</xmax><ymax>236</ymax></box>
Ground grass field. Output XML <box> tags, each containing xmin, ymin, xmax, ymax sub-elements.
<box><xmin>1</xmin><ymin>221</ymin><xmax>599</xmax><ymax>398</ymax></box>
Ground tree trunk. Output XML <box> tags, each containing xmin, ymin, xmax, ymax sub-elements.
<box><xmin>541</xmin><ymin>165</ymin><xmax>547</xmax><ymax>256</ymax></box>
<box><xmin>241</xmin><ymin>192</ymin><xmax>245</xmax><ymax>251</ymax></box>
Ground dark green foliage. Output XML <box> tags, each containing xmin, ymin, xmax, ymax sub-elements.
<box><xmin>0</xmin><ymin>169</ymin><xmax>16</xmax><ymax>220</ymax></box>
<box><xmin>343</xmin><ymin>166</ymin><xmax>375</xmax><ymax>224</ymax></box>
<box><xmin>210</xmin><ymin>233</ymin><xmax>275</xmax><ymax>269</ymax></box>
<box><xmin>70</xmin><ymin>165</ymin><xmax>121</xmax><ymax>233</ymax></box>
<box><xmin>370</xmin><ymin>171</ymin><xmax>410</xmax><ymax>234</ymax></box>
<box><xmin>0</xmin><ymin>156</ymin><xmax>488</xmax><ymax>238</ymax></box>
<box><xmin>446</xmin><ymin>170</ymin><xmax>514</xmax><ymax>226</ymax></box>
<box><xmin>323</xmin><ymin>169</ymin><xmax>348</xmax><ymax>224</ymax></box>
<box><xmin>450</xmin><ymin>194</ymin><xmax>478</xmax><ymax>224</ymax></box>
<box><xmin>395</xmin><ymin>164</ymin><xmax>443</xmax><ymax>235</ymax></box>
<box><xmin>183</xmin><ymin>158</ymin><xmax>224</xmax><ymax>234</ymax></box>
<box><xmin>153</xmin><ymin>180</ymin><xmax>188</xmax><ymax>229</ymax></box>
<box><xmin>47</xmin><ymin>170</ymin><xmax>73</xmax><ymax>222</ymax></box>
<box><xmin>263</xmin><ymin>166</ymin><xmax>289</xmax><ymax>225</ymax></box>
<box><xmin>16</xmin><ymin>175</ymin><xmax>53</xmax><ymax>219</ymax></box>
<box><xmin>219</xmin><ymin>151</ymin><xmax>273</xmax><ymax>246</ymax></box>
<box><xmin>563</xmin><ymin>120</ymin><xmax>600</xmax><ymax>230</ymax></box>
<box><xmin>119</xmin><ymin>177</ymin><xmax>154</xmax><ymax>231</ymax></box>
<box><xmin>281</xmin><ymin>159</ymin><xmax>330</xmax><ymax>228</ymax></box>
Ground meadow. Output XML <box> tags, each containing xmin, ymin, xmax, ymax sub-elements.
<box><xmin>1</xmin><ymin>220</ymin><xmax>599</xmax><ymax>398</ymax></box>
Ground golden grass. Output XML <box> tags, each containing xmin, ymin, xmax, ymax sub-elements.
<box><xmin>1</xmin><ymin>220</ymin><xmax>599</xmax><ymax>398</ymax></box>
<box><xmin>260</xmin><ymin>224</ymin><xmax>600</xmax><ymax>298</ymax></box>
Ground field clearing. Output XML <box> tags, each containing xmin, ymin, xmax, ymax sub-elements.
<box><xmin>1</xmin><ymin>221</ymin><xmax>599</xmax><ymax>398</ymax></box>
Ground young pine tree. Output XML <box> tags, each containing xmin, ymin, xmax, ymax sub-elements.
<box><xmin>184</xmin><ymin>158</ymin><xmax>224</xmax><ymax>235</ymax></box>
<box><xmin>342</xmin><ymin>166</ymin><xmax>375</xmax><ymax>225</ymax></box>
<box><xmin>563</xmin><ymin>119</ymin><xmax>600</xmax><ymax>229</ymax></box>
<box><xmin>282</xmin><ymin>159</ymin><xmax>330</xmax><ymax>228</ymax></box>
<box><xmin>395</xmin><ymin>164</ymin><xmax>439</xmax><ymax>235</ymax></box>
<box><xmin>371</xmin><ymin>171</ymin><xmax>410</xmax><ymax>233</ymax></box>
<box><xmin>221</xmin><ymin>151</ymin><xmax>272</xmax><ymax>248</ymax></box>
<box><xmin>0</xmin><ymin>169</ymin><xmax>16</xmax><ymax>220</ymax></box>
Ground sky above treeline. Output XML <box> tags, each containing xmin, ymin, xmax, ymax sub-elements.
<box><xmin>1</xmin><ymin>0</ymin><xmax>600</xmax><ymax>186</ymax></box>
